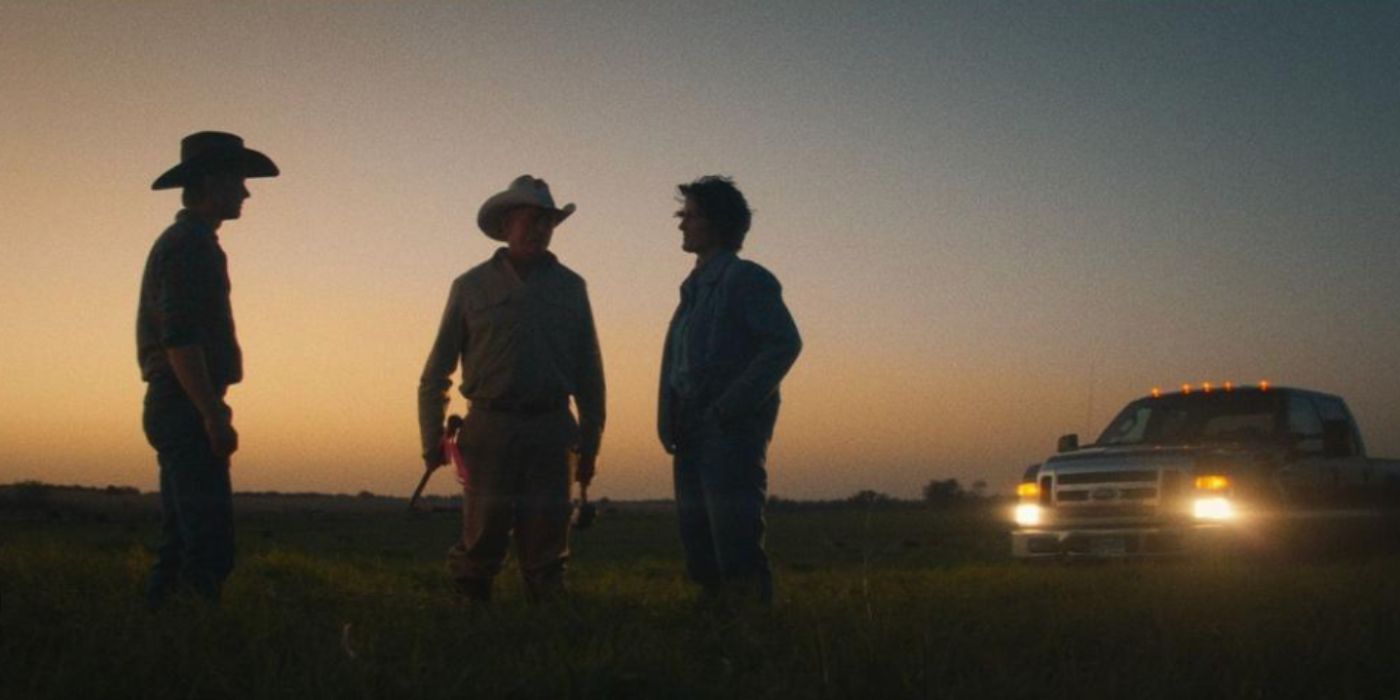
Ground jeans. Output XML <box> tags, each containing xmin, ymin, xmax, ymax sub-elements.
<box><xmin>672</xmin><ymin>416</ymin><xmax>772</xmax><ymax>604</ymax></box>
<box><xmin>142</xmin><ymin>383</ymin><xmax>234</xmax><ymax>608</ymax></box>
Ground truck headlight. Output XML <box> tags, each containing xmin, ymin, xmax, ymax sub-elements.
<box><xmin>1193</xmin><ymin>497</ymin><xmax>1234</xmax><ymax>521</ymax></box>
<box><xmin>1014</xmin><ymin>503</ymin><xmax>1043</xmax><ymax>527</ymax></box>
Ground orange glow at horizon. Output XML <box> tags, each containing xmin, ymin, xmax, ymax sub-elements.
<box><xmin>4</xmin><ymin>3</ymin><xmax>1400</xmax><ymax>500</ymax></box>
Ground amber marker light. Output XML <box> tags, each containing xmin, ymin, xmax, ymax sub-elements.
<box><xmin>1259</xmin><ymin>380</ymin><xmax>1270</xmax><ymax>391</ymax></box>
<box><xmin>1202</xmin><ymin>382</ymin><xmax>1213</xmax><ymax>393</ymax></box>
<box><xmin>1016</xmin><ymin>482</ymin><xmax>1041</xmax><ymax>500</ymax></box>
<box><xmin>1223</xmin><ymin>381</ymin><xmax>1234</xmax><ymax>391</ymax></box>
<box><xmin>1181</xmin><ymin>384</ymin><xmax>1191</xmax><ymax>395</ymax></box>
<box><xmin>1194</xmin><ymin>475</ymin><xmax>1231</xmax><ymax>491</ymax></box>
<box><xmin>1151</xmin><ymin>387</ymin><xmax>1161</xmax><ymax>398</ymax></box>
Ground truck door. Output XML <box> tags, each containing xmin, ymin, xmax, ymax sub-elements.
<box><xmin>1275</xmin><ymin>394</ymin><xmax>1344</xmax><ymax>505</ymax></box>
<box><xmin>1312</xmin><ymin>395</ymin><xmax>1373</xmax><ymax>505</ymax></box>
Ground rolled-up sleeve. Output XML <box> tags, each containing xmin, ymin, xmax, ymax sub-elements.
<box><xmin>418</xmin><ymin>278</ymin><xmax>466</xmax><ymax>458</ymax></box>
<box><xmin>158</xmin><ymin>241</ymin><xmax>215</xmax><ymax>348</ymax></box>
<box><xmin>573</xmin><ymin>283</ymin><xmax>606</xmax><ymax>458</ymax></box>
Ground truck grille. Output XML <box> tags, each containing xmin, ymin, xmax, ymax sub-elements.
<box><xmin>1057</xmin><ymin>487</ymin><xmax>1158</xmax><ymax>502</ymax></box>
<box><xmin>1048</xmin><ymin>469</ymin><xmax>1185</xmax><ymax>523</ymax></box>
<box><xmin>1055</xmin><ymin>504</ymin><xmax>1159</xmax><ymax>521</ymax></box>
<box><xmin>1056</xmin><ymin>470</ymin><xmax>1157</xmax><ymax>484</ymax></box>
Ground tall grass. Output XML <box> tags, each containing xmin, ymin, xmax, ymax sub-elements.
<box><xmin>3</xmin><ymin>505</ymin><xmax>1399</xmax><ymax>698</ymax></box>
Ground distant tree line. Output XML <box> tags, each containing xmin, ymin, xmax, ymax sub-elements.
<box><xmin>0</xmin><ymin>481</ymin><xmax>140</xmax><ymax>509</ymax></box>
<box><xmin>6</xmin><ymin>478</ymin><xmax>1000</xmax><ymax>513</ymax></box>
<box><xmin>768</xmin><ymin>478</ymin><xmax>999</xmax><ymax>512</ymax></box>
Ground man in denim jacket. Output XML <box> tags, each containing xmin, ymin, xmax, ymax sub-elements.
<box><xmin>659</xmin><ymin>176</ymin><xmax>801</xmax><ymax>606</ymax></box>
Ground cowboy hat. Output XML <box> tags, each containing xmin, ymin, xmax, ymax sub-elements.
<box><xmin>476</xmin><ymin>175</ymin><xmax>576</xmax><ymax>240</ymax></box>
<box><xmin>151</xmin><ymin>131</ymin><xmax>280</xmax><ymax>190</ymax></box>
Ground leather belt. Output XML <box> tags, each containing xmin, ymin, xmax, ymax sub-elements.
<box><xmin>470</xmin><ymin>397</ymin><xmax>568</xmax><ymax>415</ymax></box>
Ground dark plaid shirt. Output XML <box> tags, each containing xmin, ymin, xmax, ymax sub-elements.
<box><xmin>136</xmin><ymin>210</ymin><xmax>243</xmax><ymax>390</ymax></box>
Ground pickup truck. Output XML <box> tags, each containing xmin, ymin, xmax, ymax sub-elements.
<box><xmin>1012</xmin><ymin>385</ymin><xmax>1400</xmax><ymax>558</ymax></box>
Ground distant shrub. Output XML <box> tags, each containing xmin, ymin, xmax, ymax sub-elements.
<box><xmin>9</xmin><ymin>480</ymin><xmax>52</xmax><ymax>510</ymax></box>
<box><xmin>921</xmin><ymin>478</ymin><xmax>990</xmax><ymax>508</ymax></box>
<box><xmin>847</xmin><ymin>490</ymin><xmax>896</xmax><ymax>507</ymax></box>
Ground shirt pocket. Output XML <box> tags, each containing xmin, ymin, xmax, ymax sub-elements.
<box><xmin>465</xmin><ymin>291</ymin><xmax>517</xmax><ymax>361</ymax></box>
<box><xmin>537</xmin><ymin>291</ymin><xmax>586</xmax><ymax>351</ymax></box>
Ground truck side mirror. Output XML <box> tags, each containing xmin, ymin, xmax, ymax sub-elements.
<box><xmin>1321</xmin><ymin>420</ymin><xmax>1353</xmax><ymax>458</ymax></box>
<box><xmin>1057</xmin><ymin>433</ymin><xmax>1079</xmax><ymax>453</ymax></box>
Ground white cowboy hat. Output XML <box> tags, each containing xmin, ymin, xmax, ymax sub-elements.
<box><xmin>476</xmin><ymin>175</ymin><xmax>576</xmax><ymax>241</ymax></box>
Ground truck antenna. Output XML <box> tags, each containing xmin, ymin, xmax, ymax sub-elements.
<box><xmin>1084</xmin><ymin>357</ymin><xmax>1097</xmax><ymax>438</ymax></box>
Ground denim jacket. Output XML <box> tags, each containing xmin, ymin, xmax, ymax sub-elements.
<box><xmin>657</xmin><ymin>250</ymin><xmax>801</xmax><ymax>452</ymax></box>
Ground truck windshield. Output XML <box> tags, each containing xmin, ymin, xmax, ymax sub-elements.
<box><xmin>1094</xmin><ymin>393</ymin><xmax>1284</xmax><ymax>447</ymax></box>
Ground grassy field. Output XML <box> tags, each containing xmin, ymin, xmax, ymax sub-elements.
<box><xmin>3</xmin><ymin>486</ymin><xmax>1400</xmax><ymax>699</ymax></box>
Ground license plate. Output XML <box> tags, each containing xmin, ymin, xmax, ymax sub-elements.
<box><xmin>1091</xmin><ymin>537</ymin><xmax>1127</xmax><ymax>556</ymax></box>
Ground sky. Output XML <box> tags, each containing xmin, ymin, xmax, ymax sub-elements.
<box><xmin>2</xmin><ymin>1</ymin><xmax>1398</xmax><ymax>500</ymax></box>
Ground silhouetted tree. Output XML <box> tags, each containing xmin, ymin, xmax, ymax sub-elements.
<box><xmin>921</xmin><ymin>478</ymin><xmax>967</xmax><ymax>507</ymax></box>
<box><xmin>847</xmin><ymin>489</ymin><xmax>894</xmax><ymax>507</ymax></box>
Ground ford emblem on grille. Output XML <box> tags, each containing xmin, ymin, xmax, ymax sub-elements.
<box><xmin>1090</xmin><ymin>487</ymin><xmax>1118</xmax><ymax>501</ymax></box>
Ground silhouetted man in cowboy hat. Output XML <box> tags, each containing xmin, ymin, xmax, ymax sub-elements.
<box><xmin>137</xmin><ymin>131</ymin><xmax>278</xmax><ymax>608</ymax></box>
<box><xmin>419</xmin><ymin>175</ymin><xmax>605</xmax><ymax>603</ymax></box>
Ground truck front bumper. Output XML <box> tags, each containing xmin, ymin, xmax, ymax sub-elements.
<box><xmin>1012</xmin><ymin>524</ymin><xmax>1233</xmax><ymax>558</ymax></box>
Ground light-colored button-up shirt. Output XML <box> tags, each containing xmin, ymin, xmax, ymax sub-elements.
<box><xmin>419</xmin><ymin>249</ymin><xmax>605</xmax><ymax>459</ymax></box>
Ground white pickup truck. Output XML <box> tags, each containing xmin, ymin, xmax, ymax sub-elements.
<box><xmin>1012</xmin><ymin>385</ymin><xmax>1400</xmax><ymax>558</ymax></box>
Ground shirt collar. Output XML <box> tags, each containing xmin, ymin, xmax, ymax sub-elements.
<box><xmin>687</xmin><ymin>249</ymin><xmax>736</xmax><ymax>288</ymax></box>
<box><xmin>175</xmin><ymin>210</ymin><xmax>217</xmax><ymax>239</ymax></box>
<box><xmin>491</xmin><ymin>247</ymin><xmax>558</xmax><ymax>284</ymax></box>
